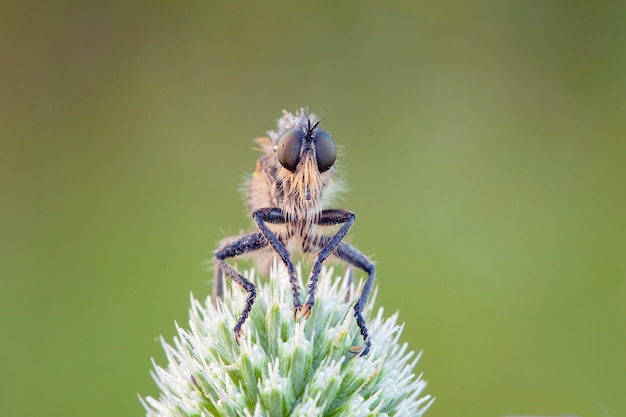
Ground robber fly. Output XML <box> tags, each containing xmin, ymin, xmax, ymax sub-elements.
<box><xmin>214</xmin><ymin>109</ymin><xmax>375</xmax><ymax>356</ymax></box>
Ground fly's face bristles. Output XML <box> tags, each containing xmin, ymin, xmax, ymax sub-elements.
<box><xmin>248</xmin><ymin>113</ymin><xmax>337</xmax><ymax>238</ymax></box>
<box><xmin>279</xmin><ymin>147</ymin><xmax>327</xmax><ymax>225</ymax></box>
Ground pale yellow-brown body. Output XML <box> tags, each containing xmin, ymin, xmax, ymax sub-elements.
<box><xmin>243</xmin><ymin>112</ymin><xmax>344</xmax><ymax>272</ymax></box>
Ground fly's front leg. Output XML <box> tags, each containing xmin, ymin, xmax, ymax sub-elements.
<box><xmin>301</xmin><ymin>209</ymin><xmax>355</xmax><ymax>319</ymax></box>
<box><xmin>214</xmin><ymin>232</ymin><xmax>267</xmax><ymax>344</ymax></box>
<box><xmin>252</xmin><ymin>208</ymin><xmax>302</xmax><ymax>318</ymax></box>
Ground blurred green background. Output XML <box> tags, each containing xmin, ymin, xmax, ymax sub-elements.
<box><xmin>1</xmin><ymin>1</ymin><xmax>624</xmax><ymax>416</ymax></box>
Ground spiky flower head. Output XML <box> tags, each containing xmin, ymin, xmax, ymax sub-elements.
<box><xmin>141</xmin><ymin>263</ymin><xmax>433</xmax><ymax>416</ymax></box>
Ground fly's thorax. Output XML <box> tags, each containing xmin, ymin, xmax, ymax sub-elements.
<box><xmin>247</xmin><ymin>153</ymin><xmax>279</xmax><ymax>213</ymax></box>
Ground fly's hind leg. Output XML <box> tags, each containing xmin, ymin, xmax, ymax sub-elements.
<box><xmin>214</xmin><ymin>232</ymin><xmax>267</xmax><ymax>343</ymax></box>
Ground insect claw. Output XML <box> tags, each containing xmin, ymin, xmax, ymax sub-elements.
<box><xmin>300</xmin><ymin>304</ymin><xmax>313</xmax><ymax>320</ymax></box>
<box><xmin>349</xmin><ymin>346</ymin><xmax>362</xmax><ymax>358</ymax></box>
<box><xmin>349</xmin><ymin>339</ymin><xmax>371</xmax><ymax>358</ymax></box>
<box><xmin>349</xmin><ymin>344</ymin><xmax>371</xmax><ymax>358</ymax></box>
<box><xmin>234</xmin><ymin>327</ymin><xmax>245</xmax><ymax>345</ymax></box>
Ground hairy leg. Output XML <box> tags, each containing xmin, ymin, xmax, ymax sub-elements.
<box><xmin>214</xmin><ymin>232</ymin><xmax>267</xmax><ymax>343</ymax></box>
<box><xmin>252</xmin><ymin>207</ymin><xmax>302</xmax><ymax>317</ymax></box>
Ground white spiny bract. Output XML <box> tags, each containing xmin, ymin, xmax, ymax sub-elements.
<box><xmin>141</xmin><ymin>263</ymin><xmax>433</xmax><ymax>416</ymax></box>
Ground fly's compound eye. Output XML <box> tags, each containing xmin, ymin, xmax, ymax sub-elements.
<box><xmin>313</xmin><ymin>130</ymin><xmax>336</xmax><ymax>172</ymax></box>
<box><xmin>277</xmin><ymin>128</ymin><xmax>303</xmax><ymax>171</ymax></box>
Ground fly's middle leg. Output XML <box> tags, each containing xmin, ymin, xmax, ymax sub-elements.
<box><xmin>309</xmin><ymin>234</ymin><xmax>376</xmax><ymax>356</ymax></box>
<box><xmin>332</xmin><ymin>241</ymin><xmax>376</xmax><ymax>356</ymax></box>
<box><xmin>214</xmin><ymin>232</ymin><xmax>267</xmax><ymax>344</ymax></box>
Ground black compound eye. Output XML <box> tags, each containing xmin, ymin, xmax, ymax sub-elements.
<box><xmin>277</xmin><ymin>128</ymin><xmax>303</xmax><ymax>171</ymax></box>
<box><xmin>314</xmin><ymin>130</ymin><xmax>336</xmax><ymax>172</ymax></box>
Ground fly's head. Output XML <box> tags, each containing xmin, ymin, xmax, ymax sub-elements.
<box><xmin>274</xmin><ymin>114</ymin><xmax>337</xmax><ymax>223</ymax></box>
